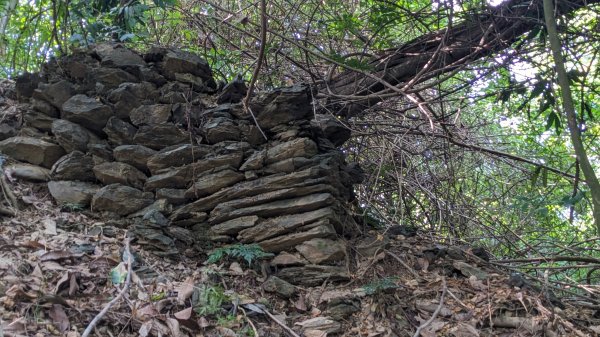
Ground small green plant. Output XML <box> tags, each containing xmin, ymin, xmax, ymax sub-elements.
<box><xmin>60</xmin><ymin>202</ymin><xmax>85</xmax><ymax>212</ymax></box>
<box><xmin>206</xmin><ymin>244</ymin><xmax>274</xmax><ymax>266</ymax></box>
<box><xmin>193</xmin><ymin>284</ymin><xmax>228</xmax><ymax>316</ymax></box>
<box><xmin>362</xmin><ymin>277</ymin><xmax>400</xmax><ymax>295</ymax></box>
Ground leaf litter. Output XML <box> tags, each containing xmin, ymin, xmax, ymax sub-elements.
<box><xmin>0</xmin><ymin>170</ymin><xmax>599</xmax><ymax>336</ymax></box>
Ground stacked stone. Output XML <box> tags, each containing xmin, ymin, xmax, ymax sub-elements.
<box><xmin>1</xmin><ymin>44</ymin><xmax>362</xmax><ymax>286</ymax></box>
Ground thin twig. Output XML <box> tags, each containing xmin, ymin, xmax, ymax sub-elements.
<box><xmin>82</xmin><ymin>238</ymin><xmax>133</xmax><ymax>337</ymax></box>
<box><xmin>242</xmin><ymin>0</ymin><xmax>268</xmax><ymax>140</ymax></box>
<box><xmin>412</xmin><ymin>277</ymin><xmax>447</xmax><ymax>337</ymax></box>
<box><xmin>261</xmin><ymin>306</ymin><xmax>301</xmax><ymax>337</ymax></box>
<box><xmin>239</xmin><ymin>306</ymin><xmax>259</xmax><ymax>337</ymax></box>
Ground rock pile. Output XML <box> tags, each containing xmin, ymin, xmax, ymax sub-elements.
<box><xmin>2</xmin><ymin>43</ymin><xmax>363</xmax><ymax>286</ymax></box>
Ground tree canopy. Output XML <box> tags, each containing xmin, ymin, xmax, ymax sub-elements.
<box><xmin>2</xmin><ymin>0</ymin><xmax>600</xmax><ymax>288</ymax></box>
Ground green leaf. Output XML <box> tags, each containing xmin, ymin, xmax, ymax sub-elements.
<box><xmin>109</xmin><ymin>262</ymin><xmax>127</xmax><ymax>285</ymax></box>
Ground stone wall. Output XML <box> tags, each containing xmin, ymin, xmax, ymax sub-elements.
<box><xmin>1</xmin><ymin>43</ymin><xmax>363</xmax><ymax>286</ymax></box>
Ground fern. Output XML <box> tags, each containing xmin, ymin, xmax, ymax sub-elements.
<box><xmin>207</xmin><ymin>243</ymin><xmax>274</xmax><ymax>266</ymax></box>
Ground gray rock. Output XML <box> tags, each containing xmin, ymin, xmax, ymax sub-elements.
<box><xmin>311</xmin><ymin>114</ymin><xmax>351</xmax><ymax>147</ymax></box>
<box><xmin>0</xmin><ymin>136</ymin><xmax>65</xmax><ymax>168</ymax></box>
<box><xmin>31</xmin><ymin>98</ymin><xmax>59</xmax><ymax>118</ymax></box>
<box><xmin>130</xmin><ymin>104</ymin><xmax>172</xmax><ymax>126</ymax></box>
<box><xmin>103</xmin><ymin>117</ymin><xmax>138</xmax><ymax>145</ymax></box>
<box><xmin>93</xmin><ymin>67</ymin><xmax>139</xmax><ymax>90</ymax></box>
<box><xmin>95</xmin><ymin>43</ymin><xmax>146</xmax><ymax>68</ymax></box>
<box><xmin>32</xmin><ymin>80</ymin><xmax>74</xmax><ymax>108</ymax></box>
<box><xmin>48</xmin><ymin>180</ymin><xmax>100</xmax><ymax>206</ymax></box>
<box><xmin>264</xmin><ymin>157</ymin><xmax>313</xmax><ymax>174</ymax></box>
<box><xmin>127</xmin><ymin>200</ymin><xmax>172</xmax><ymax>218</ymax></box>
<box><xmin>251</xmin><ymin>85</ymin><xmax>311</xmax><ymax>129</ymax></box>
<box><xmin>52</xmin><ymin>119</ymin><xmax>96</xmax><ymax>153</ymax></box>
<box><xmin>239</xmin><ymin>150</ymin><xmax>266</xmax><ymax>171</ymax></box>
<box><xmin>294</xmin><ymin>316</ymin><xmax>342</xmax><ymax>334</ymax></box>
<box><xmin>113</xmin><ymin>145</ymin><xmax>156</xmax><ymax>172</ymax></box>
<box><xmin>51</xmin><ymin>151</ymin><xmax>95</xmax><ymax>181</ymax></box>
<box><xmin>170</xmin><ymin>166</ymin><xmax>327</xmax><ymax>218</ymax></box>
<box><xmin>107</xmin><ymin>84</ymin><xmax>142</xmax><ymax>119</ymax></box>
<box><xmin>184</xmin><ymin>168</ymin><xmax>244</xmax><ymax>199</ymax></box>
<box><xmin>210</xmin><ymin>215</ymin><xmax>259</xmax><ymax>235</ymax></box>
<box><xmin>87</xmin><ymin>143</ymin><xmax>114</xmax><ymax>161</ymax></box>
<box><xmin>277</xmin><ymin>265</ymin><xmax>349</xmax><ymax>287</ymax></box>
<box><xmin>202</xmin><ymin>117</ymin><xmax>240</xmax><ymax>144</ymax></box>
<box><xmin>156</xmin><ymin>188</ymin><xmax>188</xmax><ymax>206</ymax></box>
<box><xmin>153</xmin><ymin>48</ymin><xmax>215</xmax><ymax>88</ymax></box>
<box><xmin>133</xmin><ymin>124</ymin><xmax>188</xmax><ymax>150</ymax></box>
<box><xmin>239</xmin><ymin>123</ymin><xmax>266</xmax><ymax>146</ymax></box>
<box><xmin>210</xmin><ymin>193</ymin><xmax>335</xmax><ymax>225</ymax></box>
<box><xmin>93</xmin><ymin>162</ymin><xmax>148</xmax><ymax>189</ymax></box>
<box><xmin>258</xmin><ymin>220</ymin><xmax>336</xmax><ymax>253</ymax></box>
<box><xmin>271</xmin><ymin>252</ymin><xmax>308</xmax><ymax>267</ymax></box>
<box><xmin>91</xmin><ymin>184</ymin><xmax>154</xmax><ymax>216</ymax></box>
<box><xmin>0</xmin><ymin>123</ymin><xmax>17</xmax><ymax>141</ymax></box>
<box><xmin>23</xmin><ymin>110</ymin><xmax>56</xmax><ymax>132</ymax></box>
<box><xmin>15</xmin><ymin>72</ymin><xmax>40</xmax><ymax>99</ymax></box>
<box><xmin>265</xmin><ymin>138</ymin><xmax>318</xmax><ymax>164</ymax></box>
<box><xmin>6</xmin><ymin>163</ymin><xmax>50</xmax><ymax>182</ymax></box>
<box><xmin>144</xmin><ymin>152</ymin><xmax>242</xmax><ymax>190</ymax></box>
<box><xmin>238</xmin><ymin>207</ymin><xmax>340</xmax><ymax>243</ymax></box>
<box><xmin>146</xmin><ymin>144</ymin><xmax>210</xmax><ymax>174</ymax></box>
<box><xmin>61</xmin><ymin>94</ymin><xmax>113</xmax><ymax>133</ymax></box>
<box><xmin>262</xmin><ymin>276</ymin><xmax>296</xmax><ymax>298</ymax></box>
<box><xmin>295</xmin><ymin>238</ymin><xmax>346</xmax><ymax>264</ymax></box>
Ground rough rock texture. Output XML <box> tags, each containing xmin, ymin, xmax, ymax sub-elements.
<box><xmin>9</xmin><ymin>43</ymin><xmax>360</xmax><ymax>286</ymax></box>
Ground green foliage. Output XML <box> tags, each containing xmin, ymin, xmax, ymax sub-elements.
<box><xmin>362</xmin><ymin>277</ymin><xmax>400</xmax><ymax>295</ymax></box>
<box><xmin>206</xmin><ymin>244</ymin><xmax>273</xmax><ymax>267</ymax></box>
<box><xmin>192</xmin><ymin>284</ymin><xmax>228</xmax><ymax>316</ymax></box>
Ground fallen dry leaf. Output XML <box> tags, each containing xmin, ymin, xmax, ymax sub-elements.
<box><xmin>174</xmin><ymin>306</ymin><xmax>193</xmax><ymax>320</ymax></box>
<box><xmin>48</xmin><ymin>304</ymin><xmax>70</xmax><ymax>332</ymax></box>
<box><xmin>176</xmin><ymin>277</ymin><xmax>195</xmax><ymax>304</ymax></box>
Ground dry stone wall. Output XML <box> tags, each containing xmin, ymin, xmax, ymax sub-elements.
<box><xmin>2</xmin><ymin>43</ymin><xmax>363</xmax><ymax>286</ymax></box>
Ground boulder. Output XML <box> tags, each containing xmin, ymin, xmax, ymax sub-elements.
<box><xmin>147</xmin><ymin>144</ymin><xmax>210</xmax><ymax>174</ymax></box>
<box><xmin>113</xmin><ymin>145</ymin><xmax>156</xmax><ymax>172</ymax></box>
<box><xmin>95</xmin><ymin>44</ymin><xmax>146</xmax><ymax>68</ymax></box>
<box><xmin>51</xmin><ymin>119</ymin><xmax>96</xmax><ymax>153</ymax></box>
<box><xmin>277</xmin><ymin>265</ymin><xmax>349</xmax><ymax>286</ymax></box>
<box><xmin>91</xmin><ymin>184</ymin><xmax>153</xmax><ymax>215</ymax></box>
<box><xmin>61</xmin><ymin>94</ymin><xmax>113</xmax><ymax>133</ymax></box>
<box><xmin>265</xmin><ymin>138</ymin><xmax>318</xmax><ymax>164</ymax></box>
<box><xmin>23</xmin><ymin>110</ymin><xmax>56</xmax><ymax>132</ymax></box>
<box><xmin>6</xmin><ymin>164</ymin><xmax>50</xmax><ymax>182</ymax></box>
<box><xmin>133</xmin><ymin>124</ymin><xmax>188</xmax><ymax>150</ymax></box>
<box><xmin>130</xmin><ymin>104</ymin><xmax>172</xmax><ymax>126</ymax></box>
<box><xmin>155</xmin><ymin>188</ymin><xmax>188</xmax><ymax>206</ymax></box>
<box><xmin>210</xmin><ymin>215</ymin><xmax>259</xmax><ymax>235</ymax></box>
<box><xmin>48</xmin><ymin>181</ymin><xmax>100</xmax><ymax>206</ymax></box>
<box><xmin>51</xmin><ymin>151</ymin><xmax>95</xmax><ymax>181</ymax></box>
<box><xmin>93</xmin><ymin>162</ymin><xmax>147</xmax><ymax>189</ymax></box>
<box><xmin>257</xmin><ymin>220</ymin><xmax>336</xmax><ymax>252</ymax></box>
<box><xmin>93</xmin><ymin>67</ymin><xmax>139</xmax><ymax>90</ymax></box>
<box><xmin>210</xmin><ymin>192</ymin><xmax>335</xmax><ymax>225</ymax></box>
<box><xmin>202</xmin><ymin>117</ymin><xmax>240</xmax><ymax>144</ymax></box>
<box><xmin>32</xmin><ymin>80</ymin><xmax>74</xmax><ymax>108</ymax></box>
<box><xmin>31</xmin><ymin>98</ymin><xmax>60</xmax><ymax>117</ymax></box>
<box><xmin>0</xmin><ymin>136</ymin><xmax>65</xmax><ymax>168</ymax></box>
<box><xmin>103</xmin><ymin>117</ymin><xmax>138</xmax><ymax>145</ymax></box>
<box><xmin>184</xmin><ymin>168</ymin><xmax>244</xmax><ymax>199</ymax></box>
<box><xmin>262</xmin><ymin>276</ymin><xmax>296</xmax><ymax>298</ymax></box>
<box><xmin>238</xmin><ymin>207</ymin><xmax>340</xmax><ymax>243</ymax></box>
<box><xmin>295</xmin><ymin>238</ymin><xmax>346</xmax><ymax>264</ymax></box>
<box><xmin>251</xmin><ymin>84</ymin><xmax>311</xmax><ymax>129</ymax></box>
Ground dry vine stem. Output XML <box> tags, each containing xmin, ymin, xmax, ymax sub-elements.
<box><xmin>82</xmin><ymin>238</ymin><xmax>133</xmax><ymax>337</ymax></box>
<box><xmin>412</xmin><ymin>277</ymin><xmax>447</xmax><ymax>337</ymax></box>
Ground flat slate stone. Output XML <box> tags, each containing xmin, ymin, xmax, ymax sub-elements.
<box><xmin>257</xmin><ymin>221</ymin><xmax>336</xmax><ymax>252</ymax></box>
<box><xmin>133</xmin><ymin>124</ymin><xmax>188</xmax><ymax>150</ymax></box>
<box><xmin>113</xmin><ymin>145</ymin><xmax>156</xmax><ymax>172</ymax></box>
<box><xmin>0</xmin><ymin>136</ymin><xmax>65</xmax><ymax>168</ymax></box>
<box><xmin>265</xmin><ymin>138</ymin><xmax>318</xmax><ymax>164</ymax></box>
<box><xmin>33</xmin><ymin>80</ymin><xmax>74</xmax><ymax>108</ymax></box>
<box><xmin>209</xmin><ymin>193</ymin><xmax>335</xmax><ymax>225</ymax></box>
<box><xmin>93</xmin><ymin>162</ymin><xmax>148</xmax><ymax>189</ymax></box>
<box><xmin>155</xmin><ymin>188</ymin><xmax>188</xmax><ymax>206</ymax></box>
<box><xmin>130</xmin><ymin>104</ymin><xmax>172</xmax><ymax>126</ymax></box>
<box><xmin>61</xmin><ymin>94</ymin><xmax>114</xmax><ymax>133</ymax></box>
<box><xmin>91</xmin><ymin>184</ymin><xmax>153</xmax><ymax>216</ymax></box>
<box><xmin>103</xmin><ymin>117</ymin><xmax>138</xmax><ymax>145</ymax></box>
<box><xmin>146</xmin><ymin>144</ymin><xmax>210</xmax><ymax>174</ymax></box>
<box><xmin>6</xmin><ymin>164</ymin><xmax>50</xmax><ymax>182</ymax></box>
<box><xmin>52</xmin><ymin>119</ymin><xmax>97</xmax><ymax>153</ymax></box>
<box><xmin>51</xmin><ymin>151</ymin><xmax>95</xmax><ymax>181</ymax></box>
<box><xmin>277</xmin><ymin>265</ymin><xmax>349</xmax><ymax>287</ymax></box>
<box><xmin>48</xmin><ymin>180</ymin><xmax>100</xmax><ymax>206</ymax></box>
<box><xmin>210</xmin><ymin>215</ymin><xmax>259</xmax><ymax>235</ymax></box>
<box><xmin>295</xmin><ymin>238</ymin><xmax>346</xmax><ymax>264</ymax></box>
<box><xmin>184</xmin><ymin>168</ymin><xmax>244</xmax><ymax>199</ymax></box>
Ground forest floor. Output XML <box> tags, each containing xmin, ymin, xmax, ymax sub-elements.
<box><xmin>1</xmin><ymin>176</ymin><xmax>600</xmax><ymax>337</ymax></box>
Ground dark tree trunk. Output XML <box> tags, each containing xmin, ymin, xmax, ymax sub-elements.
<box><xmin>324</xmin><ymin>0</ymin><xmax>599</xmax><ymax>116</ymax></box>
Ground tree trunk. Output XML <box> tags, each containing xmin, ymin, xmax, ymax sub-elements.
<box><xmin>325</xmin><ymin>0</ymin><xmax>600</xmax><ymax>116</ymax></box>
<box><xmin>542</xmin><ymin>0</ymin><xmax>600</xmax><ymax>234</ymax></box>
